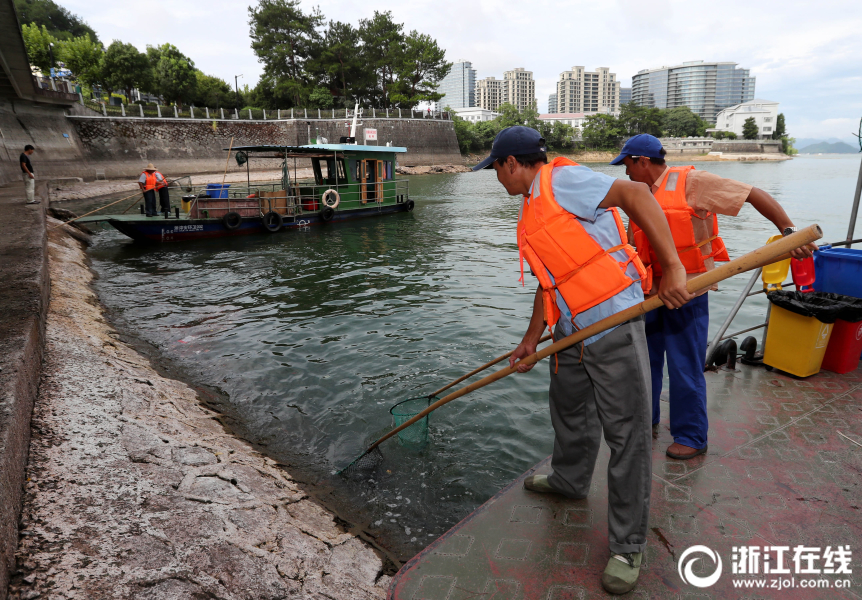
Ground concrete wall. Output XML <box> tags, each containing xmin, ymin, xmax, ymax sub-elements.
<box><xmin>0</xmin><ymin>185</ymin><xmax>49</xmax><ymax>600</ymax></box>
<box><xmin>0</xmin><ymin>99</ymin><xmax>89</xmax><ymax>186</ymax></box>
<box><xmin>712</xmin><ymin>140</ymin><xmax>782</xmax><ymax>154</ymax></box>
<box><xmin>66</xmin><ymin>116</ymin><xmax>463</xmax><ymax>179</ymax></box>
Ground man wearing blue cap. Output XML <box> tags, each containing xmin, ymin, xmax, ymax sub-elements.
<box><xmin>610</xmin><ymin>134</ymin><xmax>813</xmax><ymax>461</ymax></box>
<box><xmin>474</xmin><ymin>126</ymin><xmax>693</xmax><ymax>594</ymax></box>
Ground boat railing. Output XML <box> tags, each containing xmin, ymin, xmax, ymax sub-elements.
<box><xmin>169</xmin><ymin>179</ymin><xmax>410</xmax><ymax>220</ymax></box>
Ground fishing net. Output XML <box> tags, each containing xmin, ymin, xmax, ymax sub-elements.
<box><xmin>338</xmin><ymin>445</ymin><xmax>384</xmax><ymax>478</ymax></box>
<box><xmin>390</xmin><ymin>396</ymin><xmax>432</xmax><ymax>446</ymax></box>
<box><xmin>337</xmin><ymin>395</ymin><xmax>433</xmax><ymax>479</ymax></box>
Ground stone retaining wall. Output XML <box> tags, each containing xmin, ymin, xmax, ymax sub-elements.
<box><xmin>67</xmin><ymin>116</ymin><xmax>463</xmax><ymax>179</ymax></box>
<box><xmin>0</xmin><ymin>185</ymin><xmax>50</xmax><ymax>600</ymax></box>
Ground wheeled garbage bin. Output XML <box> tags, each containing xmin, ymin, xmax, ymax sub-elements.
<box><xmin>764</xmin><ymin>292</ymin><xmax>862</xmax><ymax>377</ymax></box>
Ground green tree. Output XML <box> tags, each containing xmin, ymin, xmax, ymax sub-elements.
<box><xmin>21</xmin><ymin>23</ymin><xmax>56</xmax><ymax>72</ymax></box>
<box><xmin>742</xmin><ymin>116</ymin><xmax>759</xmax><ymax>140</ymax></box>
<box><xmin>14</xmin><ymin>0</ymin><xmax>99</xmax><ymax>43</ymax></box>
<box><xmin>149</xmin><ymin>43</ymin><xmax>197</xmax><ymax>105</ymax></box>
<box><xmin>618</xmin><ymin>102</ymin><xmax>663</xmax><ymax>137</ymax></box>
<box><xmin>315</xmin><ymin>21</ymin><xmax>362</xmax><ymax>105</ymax></box>
<box><xmin>59</xmin><ymin>33</ymin><xmax>102</xmax><ymax>87</ymax></box>
<box><xmin>248</xmin><ymin>0</ymin><xmax>323</xmax><ymax>107</ymax></box>
<box><xmin>390</xmin><ymin>31</ymin><xmax>450</xmax><ymax>106</ymax></box>
<box><xmin>102</xmin><ymin>41</ymin><xmax>151</xmax><ymax>101</ymax></box>
<box><xmin>358</xmin><ymin>11</ymin><xmax>403</xmax><ymax>107</ymax></box>
<box><xmin>582</xmin><ymin>114</ymin><xmax>623</xmax><ymax>149</ymax></box>
<box><xmin>663</xmin><ymin>106</ymin><xmax>705</xmax><ymax>137</ymax></box>
<box><xmin>308</xmin><ymin>86</ymin><xmax>334</xmax><ymax>108</ymax></box>
<box><xmin>194</xmin><ymin>71</ymin><xmax>232</xmax><ymax>108</ymax></box>
<box><xmin>772</xmin><ymin>113</ymin><xmax>786</xmax><ymax>139</ymax></box>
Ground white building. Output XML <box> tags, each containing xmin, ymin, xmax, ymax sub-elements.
<box><xmin>554</xmin><ymin>67</ymin><xmax>619</xmax><ymax>114</ymax></box>
<box><xmin>502</xmin><ymin>68</ymin><xmax>536</xmax><ymax>112</ymax></box>
<box><xmin>538</xmin><ymin>113</ymin><xmax>589</xmax><ymax>134</ymax></box>
<box><xmin>475</xmin><ymin>77</ymin><xmax>504</xmax><ymax>111</ymax></box>
<box><xmin>452</xmin><ymin>107</ymin><xmax>500</xmax><ymax>122</ymax></box>
<box><xmin>438</xmin><ymin>60</ymin><xmax>477</xmax><ymax>109</ymax></box>
<box><xmin>713</xmin><ymin>99</ymin><xmax>779</xmax><ymax>139</ymax></box>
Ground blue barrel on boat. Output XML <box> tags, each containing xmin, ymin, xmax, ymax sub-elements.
<box><xmin>813</xmin><ymin>246</ymin><xmax>862</xmax><ymax>297</ymax></box>
<box><xmin>205</xmin><ymin>183</ymin><xmax>231</xmax><ymax>199</ymax></box>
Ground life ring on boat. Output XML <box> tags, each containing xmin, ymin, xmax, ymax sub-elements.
<box><xmin>320</xmin><ymin>206</ymin><xmax>335</xmax><ymax>222</ymax></box>
<box><xmin>321</xmin><ymin>189</ymin><xmax>340</xmax><ymax>209</ymax></box>
<box><xmin>262</xmin><ymin>211</ymin><xmax>282</xmax><ymax>232</ymax></box>
<box><xmin>223</xmin><ymin>211</ymin><xmax>242</xmax><ymax>230</ymax></box>
<box><xmin>406</xmin><ymin>199</ymin><xmax>415</xmax><ymax>211</ymax></box>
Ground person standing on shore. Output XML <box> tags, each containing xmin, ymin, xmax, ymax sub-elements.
<box><xmin>610</xmin><ymin>134</ymin><xmax>815</xmax><ymax>460</ymax></box>
<box><xmin>474</xmin><ymin>126</ymin><xmax>693</xmax><ymax>594</ymax></box>
<box><xmin>137</xmin><ymin>163</ymin><xmax>169</xmax><ymax>217</ymax></box>
<box><xmin>20</xmin><ymin>145</ymin><xmax>37</xmax><ymax>204</ymax></box>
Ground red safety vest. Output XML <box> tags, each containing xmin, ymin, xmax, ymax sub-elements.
<box><xmin>518</xmin><ymin>157</ymin><xmax>649</xmax><ymax>330</ymax></box>
<box><xmin>630</xmin><ymin>166</ymin><xmax>730</xmax><ymax>277</ymax></box>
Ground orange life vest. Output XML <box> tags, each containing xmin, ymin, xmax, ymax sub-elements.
<box><xmin>140</xmin><ymin>171</ymin><xmax>168</xmax><ymax>191</ymax></box>
<box><xmin>630</xmin><ymin>166</ymin><xmax>730</xmax><ymax>278</ymax></box>
<box><xmin>518</xmin><ymin>157</ymin><xmax>649</xmax><ymax>330</ymax></box>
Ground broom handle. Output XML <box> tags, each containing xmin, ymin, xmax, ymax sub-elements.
<box><xmin>428</xmin><ymin>333</ymin><xmax>554</xmax><ymax>398</ymax></box>
<box><xmin>363</xmin><ymin>225</ymin><xmax>823</xmax><ymax>454</ymax></box>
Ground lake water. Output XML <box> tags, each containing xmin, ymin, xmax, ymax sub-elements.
<box><xmin>82</xmin><ymin>154</ymin><xmax>862</xmax><ymax>564</ymax></box>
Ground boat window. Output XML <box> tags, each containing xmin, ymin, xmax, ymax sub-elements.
<box><xmin>312</xmin><ymin>159</ymin><xmax>324</xmax><ymax>185</ymax></box>
<box><xmin>315</xmin><ymin>158</ymin><xmax>348</xmax><ymax>185</ymax></box>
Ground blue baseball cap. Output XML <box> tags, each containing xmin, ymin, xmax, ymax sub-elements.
<box><xmin>472</xmin><ymin>126</ymin><xmax>548</xmax><ymax>171</ymax></box>
<box><xmin>609</xmin><ymin>134</ymin><xmax>665</xmax><ymax>165</ymax></box>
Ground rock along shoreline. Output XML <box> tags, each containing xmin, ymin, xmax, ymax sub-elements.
<box><xmin>9</xmin><ymin>220</ymin><xmax>391</xmax><ymax>599</ymax></box>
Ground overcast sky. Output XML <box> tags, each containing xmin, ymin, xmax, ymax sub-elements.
<box><xmin>60</xmin><ymin>0</ymin><xmax>862</xmax><ymax>141</ymax></box>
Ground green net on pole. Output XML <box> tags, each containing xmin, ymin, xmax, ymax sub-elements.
<box><xmin>389</xmin><ymin>396</ymin><xmax>432</xmax><ymax>446</ymax></box>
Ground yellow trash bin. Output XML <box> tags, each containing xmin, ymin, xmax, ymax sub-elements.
<box><xmin>181</xmin><ymin>195</ymin><xmax>195</xmax><ymax>214</ymax></box>
<box><xmin>763</xmin><ymin>305</ymin><xmax>833</xmax><ymax>377</ymax></box>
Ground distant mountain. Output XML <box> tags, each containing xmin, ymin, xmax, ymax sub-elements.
<box><xmin>798</xmin><ymin>141</ymin><xmax>858</xmax><ymax>154</ymax></box>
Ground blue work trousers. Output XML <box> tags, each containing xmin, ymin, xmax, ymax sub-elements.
<box><xmin>644</xmin><ymin>293</ymin><xmax>709</xmax><ymax>449</ymax></box>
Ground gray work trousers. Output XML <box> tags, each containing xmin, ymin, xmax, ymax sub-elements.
<box><xmin>547</xmin><ymin>316</ymin><xmax>652</xmax><ymax>555</ymax></box>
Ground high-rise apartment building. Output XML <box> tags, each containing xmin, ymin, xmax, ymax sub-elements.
<box><xmin>548</xmin><ymin>92</ymin><xmax>558</xmax><ymax>114</ymax></box>
<box><xmin>438</xmin><ymin>60</ymin><xmax>476</xmax><ymax>109</ymax></box>
<box><xmin>502</xmin><ymin>68</ymin><xmax>536</xmax><ymax>112</ymax></box>
<box><xmin>475</xmin><ymin>77</ymin><xmax>504</xmax><ymax>111</ymax></box>
<box><xmin>620</xmin><ymin>87</ymin><xmax>632</xmax><ymax>105</ymax></box>
<box><xmin>554</xmin><ymin>67</ymin><xmax>620</xmax><ymax>114</ymax></box>
<box><xmin>631</xmin><ymin>61</ymin><xmax>755</xmax><ymax>123</ymax></box>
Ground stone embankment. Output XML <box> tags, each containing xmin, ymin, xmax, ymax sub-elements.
<box><xmin>395</xmin><ymin>164</ymin><xmax>470</xmax><ymax>175</ymax></box>
<box><xmin>7</xmin><ymin>220</ymin><xmax>390</xmax><ymax>599</ymax></box>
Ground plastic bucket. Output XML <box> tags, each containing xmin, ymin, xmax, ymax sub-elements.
<box><xmin>205</xmin><ymin>183</ymin><xmax>231</xmax><ymax>199</ymax></box>
<box><xmin>761</xmin><ymin>234</ymin><xmax>791</xmax><ymax>290</ymax></box>
<box><xmin>813</xmin><ymin>246</ymin><xmax>862</xmax><ymax>297</ymax></box>
<box><xmin>389</xmin><ymin>396</ymin><xmax>431</xmax><ymax>446</ymax></box>
<box><xmin>764</xmin><ymin>305</ymin><xmax>833</xmax><ymax>377</ymax></box>
<box><xmin>181</xmin><ymin>195</ymin><xmax>195</xmax><ymax>214</ymax></box>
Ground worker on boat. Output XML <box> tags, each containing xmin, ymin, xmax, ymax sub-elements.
<box><xmin>137</xmin><ymin>163</ymin><xmax>170</xmax><ymax>217</ymax></box>
<box><xmin>610</xmin><ymin>134</ymin><xmax>816</xmax><ymax>460</ymax></box>
<box><xmin>473</xmin><ymin>126</ymin><xmax>693</xmax><ymax>595</ymax></box>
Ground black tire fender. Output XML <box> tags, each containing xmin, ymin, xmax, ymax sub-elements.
<box><xmin>262</xmin><ymin>211</ymin><xmax>283</xmax><ymax>232</ymax></box>
<box><xmin>406</xmin><ymin>199</ymin><xmax>415</xmax><ymax>211</ymax></box>
<box><xmin>320</xmin><ymin>206</ymin><xmax>335</xmax><ymax>222</ymax></box>
<box><xmin>223</xmin><ymin>211</ymin><xmax>242</xmax><ymax>230</ymax></box>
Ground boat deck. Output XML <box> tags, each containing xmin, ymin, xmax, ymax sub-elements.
<box><xmin>389</xmin><ymin>363</ymin><xmax>862</xmax><ymax>599</ymax></box>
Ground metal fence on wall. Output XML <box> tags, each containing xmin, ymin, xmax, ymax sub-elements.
<box><xmin>81</xmin><ymin>99</ymin><xmax>451</xmax><ymax>121</ymax></box>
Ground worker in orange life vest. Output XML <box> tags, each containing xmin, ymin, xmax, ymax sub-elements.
<box><xmin>137</xmin><ymin>163</ymin><xmax>170</xmax><ymax>217</ymax></box>
<box><xmin>473</xmin><ymin>126</ymin><xmax>693</xmax><ymax>595</ymax></box>
<box><xmin>611</xmin><ymin>134</ymin><xmax>815</xmax><ymax>461</ymax></box>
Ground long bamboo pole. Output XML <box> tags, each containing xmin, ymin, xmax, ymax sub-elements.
<box><xmin>428</xmin><ymin>333</ymin><xmax>553</xmax><ymax>399</ymax></box>
<box><xmin>354</xmin><ymin>225</ymin><xmax>823</xmax><ymax>460</ymax></box>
